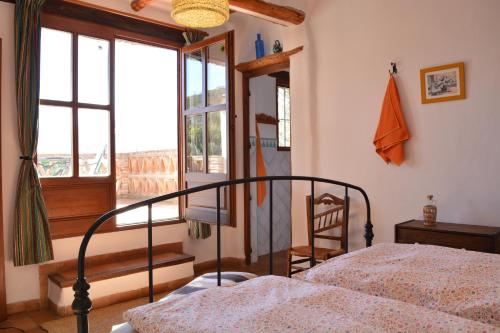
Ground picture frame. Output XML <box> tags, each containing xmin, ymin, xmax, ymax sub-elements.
<box><xmin>420</xmin><ymin>62</ymin><xmax>465</xmax><ymax>104</ymax></box>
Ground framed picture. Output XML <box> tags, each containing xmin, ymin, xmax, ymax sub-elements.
<box><xmin>420</xmin><ymin>62</ymin><xmax>465</xmax><ymax>104</ymax></box>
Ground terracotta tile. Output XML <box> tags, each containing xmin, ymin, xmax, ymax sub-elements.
<box><xmin>1</xmin><ymin>313</ymin><xmax>39</xmax><ymax>331</ymax></box>
<box><xmin>28</xmin><ymin>309</ymin><xmax>60</xmax><ymax>324</ymax></box>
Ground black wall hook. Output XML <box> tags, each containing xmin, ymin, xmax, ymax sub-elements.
<box><xmin>389</xmin><ymin>62</ymin><xmax>398</xmax><ymax>75</ymax></box>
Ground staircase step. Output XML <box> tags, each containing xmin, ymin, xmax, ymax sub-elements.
<box><xmin>49</xmin><ymin>251</ymin><xmax>195</xmax><ymax>288</ymax></box>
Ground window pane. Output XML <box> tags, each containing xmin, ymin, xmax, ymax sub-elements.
<box><xmin>78</xmin><ymin>109</ymin><xmax>110</xmax><ymax>177</ymax></box>
<box><xmin>115</xmin><ymin>39</ymin><xmax>179</xmax><ymax>225</ymax></box>
<box><xmin>208</xmin><ymin>111</ymin><xmax>227</xmax><ymax>174</ymax></box>
<box><xmin>186</xmin><ymin>114</ymin><xmax>204</xmax><ymax>173</ymax></box>
<box><xmin>37</xmin><ymin>106</ymin><xmax>72</xmax><ymax>177</ymax></box>
<box><xmin>207</xmin><ymin>41</ymin><xmax>226</xmax><ymax>106</ymax></box>
<box><xmin>279</xmin><ymin>121</ymin><xmax>285</xmax><ymax>147</ymax></box>
<box><xmin>78</xmin><ymin>35</ymin><xmax>110</xmax><ymax>105</ymax></box>
<box><xmin>40</xmin><ymin>28</ymin><xmax>72</xmax><ymax>101</ymax></box>
<box><xmin>277</xmin><ymin>86</ymin><xmax>291</xmax><ymax>148</ymax></box>
<box><xmin>185</xmin><ymin>50</ymin><xmax>203</xmax><ymax>110</ymax></box>
<box><xmin>278</xmin><ymin>87</ymin><xmax>285</xmax><ymax>120</ymax></box>
<box><xmin>285</xmin><ymin>120</ymin><xmax>291</xmax><ymax>147</ymax></box>
<box><xmin>285</xmin><ymin>87</ymin><xmax>291</xmax><ymax>119</ymax></box>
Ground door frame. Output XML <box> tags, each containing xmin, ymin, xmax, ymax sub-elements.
<box><xmin>0</xmin><ymin>38</ymin><xmax>7</xmax><ymax>321</ymax></box>
<box><xmin>240</xmin><ymin>63</ymin><xmax>291</xmax><ymax>264</ymax></box>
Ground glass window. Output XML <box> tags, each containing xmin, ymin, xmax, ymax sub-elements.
<box><xmin>207</xmin><ymin>41</ymin><xmax>226</xmax><ymax>106</ymax></box>
<box><xmin>185</xmin><ymin>50</ymin><xmax>203</xmax><ymax>110</ymax></box>
<box><xmin>207</xmin><ymin>110</ymin><xmax>227</xmax><ymax>174</ymax></box>
<box><xmin>38</xmin><ymin>21</ymin><xmax>186</xmax><ymax>234</ymax></box>
<box><xmin>114</xmin><ymin>39</ymin><xmax>179</xmax><ymax>225</ymax></box>
<box><xmin>277</xmin><ymin>86</ymin><xmax>291</xmax><ymax>149</ymax></box>
<box><xmin>40</xmin><ymin>28</ymin><xmax>72</xmax><ymax>102</ymax></box>
<box><xmin>38</xmin><ymin>31</ymin><xmax>112</xmax><ymax>180</ymax></box>
<box><xmin>78</xmin><ymin>109</ymin><xmax>110</xmax><ymax>177</ymax></box>
<box><xmin>78</xmin><ymin>35</ymin><xmax>110</xmax><ymax>105</ymax></box>
<box><xmin>186</xmin><ymin>114</ymin><xmax>205</xmax><ymax>173</ymax></box>
<box><xmin>37</xmin><ymin>106</ymin><xmax>73</xmax><ymax>177</ymax></box>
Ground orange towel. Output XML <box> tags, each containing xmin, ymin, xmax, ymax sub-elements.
<box><xmin>255</xmin><ymin>124</ymin><xmax>267</xmax><ymax>207</ymax></box>
<box><xmin>373</xmin><ymin>76</ymin><xmax>410</xmax><ymax>165</ymax></box>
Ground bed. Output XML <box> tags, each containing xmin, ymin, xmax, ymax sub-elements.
<box><xmin>73</xmin><ymin>176</ymin><xmax>499</xmax><ymax>332</ymax></box>
<box><xmin>122</xmin><ymin>275</ymin><xmax>498</xmax><ymax>333</ymax></box>
<box><xmin>294</xmin><ymin>242</ymin><xmax>500</xmax><ymax>327</ymax></box>
<box><xmin>73</xmin><ymin>176</ymin><xmax>374</xmax><ymax>333</ymax></box>
<box><xmin>117</xmin><ymin>244</ymin><xmax>500</xmax><ymax>333</ymax></box>
<box><xmin>111</xmin><ymin>272</ymin><xmax>258</xmax><ymax>333</ymax></box>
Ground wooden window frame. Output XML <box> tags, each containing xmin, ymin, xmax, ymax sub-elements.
<box><xmin>0</xmin><ymin>38</ymin><xmax>6</xmax><ymax>321</ymax></box>
<box><xmin>274</xmin><ymin>72</ymin><xmax>291</xmax><ymax>151</ymax></box>
<box><xmin>181</xmin><ymin>32</ymin><xmax>237</xmax><ymax>227</ymax></box>
<box><xmin>40</xmin><ymin>14</ymin><xmax>185</xmax><ymax>239</ymax></box>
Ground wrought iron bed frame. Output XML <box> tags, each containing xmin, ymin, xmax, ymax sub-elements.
<box><xmin>72</xmin><ymin>176</ymin><xmax>373</xmax><ymax>333</ymax></box>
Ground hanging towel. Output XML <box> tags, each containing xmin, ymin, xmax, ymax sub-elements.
<box><xmin>255</xmin><ymin>124</ymin><xmax>267</xmax><ymax>207</ymax></box>
<box><xmin>373</xmin><ymin>76</ymin><xmax>411</xmax><ymax>165</ymax></box>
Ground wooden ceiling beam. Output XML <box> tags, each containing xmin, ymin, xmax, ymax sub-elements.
<box><xmin>229</xmin><ymin>0</ymin><xmax>304</xmax><ymax>26</ymax></box>
<box><xmin>130</xmin><ymin>0</ymin><xmax>305</xmax><ymax>26</ymax></box>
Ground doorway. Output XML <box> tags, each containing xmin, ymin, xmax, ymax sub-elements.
<box><xmin>249</xmin><ymin>72</ymin><xmax>291</xmax><ymax>263</ymax></box>
<box><xmin>237</xmin><ymin>47</ymin><xmax>302</xmax><ymax>266</ymax></box>
<box><xmin>239</xmin><ymin>65</ymin><xmax>293</xmax><ymax>266</ymax></box>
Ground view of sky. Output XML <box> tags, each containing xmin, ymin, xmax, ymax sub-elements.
<box><xmin>115</xmin><ymin>38</ymin><xmax>178</xmax><ymax>153</ymax></box>
<box><xmin>38</xmin><ymin>28</ymin><xmax>180</xmax><ymax>156</ymax></box>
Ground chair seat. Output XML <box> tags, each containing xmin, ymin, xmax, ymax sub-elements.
<box><xmin>290</xmin><ymin>246</ymin><xmax>345</xmax><ymax>261</ymax></box>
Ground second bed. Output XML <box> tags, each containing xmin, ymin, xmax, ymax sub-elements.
<box><xmin>294</xmin><ymin>242</ymin><xmax>500</xmax><ymax>327</ymax></box>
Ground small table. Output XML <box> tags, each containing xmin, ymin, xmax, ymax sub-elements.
<box><xmin>395</xmin><ymin>220</ymin><xmax>500</xmax><ymax>254</ymax></box>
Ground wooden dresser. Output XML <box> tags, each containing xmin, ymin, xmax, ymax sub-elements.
<box><xmin>395</xmin><ymin>220</ymin><xmax>500</xmax><ymax>254</ymax></box>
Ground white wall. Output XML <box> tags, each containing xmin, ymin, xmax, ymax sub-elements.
<box><xmin>284</xmin><ymin>0</ymin><xmax>500</xmax><ymax>251</ymax></box>
<box><xmin>1</xmin><ymin>2</ymin><xmax>286</xmax><ymax>304</ymax></box>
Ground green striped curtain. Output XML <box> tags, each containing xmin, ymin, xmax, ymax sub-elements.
<box><xmin>13</xmin><ymin>0</ymin><xmax>53</xmax><ymax>266</ymax></box>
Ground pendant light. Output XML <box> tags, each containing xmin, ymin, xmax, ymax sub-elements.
<box><xmin>172</xmin><ymin>0</ymin><xmax>230</xmax><ymax>28</ymax></box>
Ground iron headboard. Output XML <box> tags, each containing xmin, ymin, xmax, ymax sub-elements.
<box><xmin>72</xmin><ymin>176</ymin><xmax>373</xmax><ymax>333</ymax></box>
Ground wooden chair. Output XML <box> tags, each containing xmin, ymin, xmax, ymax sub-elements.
<box><xmin>287</xmin><ymin>193</ymin><xmax>349</xmax><ymax>277</ymax></box>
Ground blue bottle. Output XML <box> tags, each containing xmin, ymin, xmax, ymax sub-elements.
<box><xmin>255</xmin><ymin>33</ymin><xmax>265</xmax><ymax>59</ymax></box>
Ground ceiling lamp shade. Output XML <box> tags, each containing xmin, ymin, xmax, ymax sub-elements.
<box><xmin>172</xmin><ymin>0</ymin><xmax>230</xmax><ymax>28</ymax></box>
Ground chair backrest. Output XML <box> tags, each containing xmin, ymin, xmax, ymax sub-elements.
<box><xmin>306</xmin><ymin>193</ymin><xmax>350</xmax><ymax>252</ymax></box>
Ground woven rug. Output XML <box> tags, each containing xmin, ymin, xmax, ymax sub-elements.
<box><xmin>41</xmin><ymin>296</ymin><xmax>150</xmax><ymax>333</ymax></box>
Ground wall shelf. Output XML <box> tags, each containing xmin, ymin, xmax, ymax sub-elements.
<box><xmin>236</xmin><ymin>46</ymin><xmax>303</xmax><ymax>76</ymax></box>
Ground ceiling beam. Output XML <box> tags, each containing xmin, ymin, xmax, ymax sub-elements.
<box><xmin>228</xmin><ymin>0</ymin><xmax>304</xmax><ymax>26</ymax></box>
<box><xmin>130</xmin><ymin>0</ymin><xmax>305</xmax><ymax>26</ymax></box>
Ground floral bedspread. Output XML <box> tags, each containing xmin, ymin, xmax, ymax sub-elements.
<box><xmin>124</xmin><ymin>276</ymin><xmax>498</xmax><ymax>333</ymax></box>
<box><xmin>295</xmin><ymin>243</ymin><xmax>500</xmax><ymax>327</ymax></box>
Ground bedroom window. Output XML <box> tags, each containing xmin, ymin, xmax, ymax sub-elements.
<box><xmin>39</xmin><ymin>28</ymin><xmax>112</xmax><ymax>179</ymax></box>
<box><xmin>38</xmin><ymin>15</ymin><xmax>182</xmax><ymax>238</ymax></box>
<box><xmin>114</xmin><ymin>39</ymin><xmax>179</xmax><ymax>225</ymax></box>
<box><xmin>182</xmin><ymin>32</ymin><xmax>236</xmax><ymax>226</ymax></box>
<box><xmin>277</xmin><ymin>85</ymin><xmax>291</xmax><ymax>150</ymax></box>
